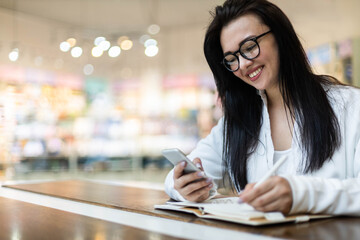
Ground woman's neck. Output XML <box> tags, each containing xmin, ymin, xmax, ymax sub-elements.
<box><xmin>265</xmin><ymin>85</ymin><xmax>283</xmax><ymax>108</ymax></box>
<box><xmin>265</xmin><ymin>85</ymin><xmax>294</xmax><ymax>151</ymax></box>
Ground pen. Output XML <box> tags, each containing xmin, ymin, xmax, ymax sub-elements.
<box><xmin>238</xmin><ymin>156</ymin><xmax>287</xmax><ymax>204</ymax></box>
<box><xmin>254</xmin><ymin>155</ymin><xmax>287</xmax><ymax>188</ymax></box>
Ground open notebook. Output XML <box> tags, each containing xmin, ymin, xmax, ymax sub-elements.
<box><xmin>154</xmin><ymin>197</ymin><xmax>332</xmax><ymax>226</ymax></box>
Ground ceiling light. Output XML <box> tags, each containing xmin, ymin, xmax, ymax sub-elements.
<box><xmin>144</xmin><ymin>39</ymin><xmax>157</xmax><ymax>47</ymax></box>
<box><xmin>71</xmin><ymin>47</ymin><xmax>83</xmax><ymax>58</ymax></box>
<box><xmin>94</xmin><ymin>36</ymin><xmax>106</xmax><ymax>46</ymax></box>
<box><xmin>139</xmin><ymin>34</ymin><xmax>150</xmax><ymax>44</ymax></box>
<box><xmin>66</xmin><ymin>38</ymin><xmax>77</xmax><ymax>47</ymax></box>
<box><xmin>83</xmin><ymin>64</ymin><xmax>94</xmax><ymax>75</ymax></box>
<box><xmin>117</xmin><ymin>36</ymin><xmax>129</xmax><ymax>45</ymax></box>
<box><xmin>8</xmin><ymin>48</ymin><xmax>19</xmax><ymax>62</ymax></box>
<box><xmin>145</xmin><ymin>45</ymin><xmax>158</xmax><ymax>57</ymax></box>
<box><xmin>60</xmin><ymin>41</ymin><xmax>71</xmax><ymax>52</ymax></box>
<box><xmin>108</xmin><ymin>46</ymin><xmax>121</xmax><ymax>57</ymax></box>
<box><xmin>99</xmin><ymin>40</ymin><xmax>111</xmax><ymax>51</ymax></box>
<box><xmin>120</xmin><ymin>40</ymin><xmax>133</xmax><ymax>50</ymax></box>
<box><xmin>148</xmin><ymin>24</ymin><xmax>160</xmax><ymax>35</ymax></box>
<box><xmin>92</xmin><ymin>46</ymin><xmax>103</xmax><ymax>57</ymax></box>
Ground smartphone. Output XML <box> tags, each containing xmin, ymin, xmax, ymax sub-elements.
<box><xmin>162</xmin><ymin>148</ymin><xmax>201</xmax><ymax>174</ymax></box>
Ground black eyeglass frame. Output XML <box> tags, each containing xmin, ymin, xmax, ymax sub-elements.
<box><xmin>221</xmin><ymin>30</ymin><xmax>272</xmax><ymax>72</ymax></box>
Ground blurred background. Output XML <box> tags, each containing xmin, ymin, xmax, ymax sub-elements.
<box><xmin>0</xmin><ymin>0</ymin><xmax>359</xmax><ymax>184</ymax></box>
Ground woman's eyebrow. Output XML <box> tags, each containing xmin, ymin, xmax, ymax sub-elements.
<box><xmin>223</xmin><ymin>34</ymin><xmax>257</xmax><ymax>55</ymax></box>
<box><xmin>223</xmin><ymin>50</ymin><xmax>233</xmax><ymax>56</ymax></box>
<box><xmin>240</xmin><ymin>34</ymin><xmax>257</xmax><ymax>44</ymax></box>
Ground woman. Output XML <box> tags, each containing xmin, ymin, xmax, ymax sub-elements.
<box><xmin>164</xmin><ymin>0</ymin><xmax>360</xmax><ymax>215</ymax></box>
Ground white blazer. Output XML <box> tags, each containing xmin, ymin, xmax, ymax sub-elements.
<box><xmin>165</xmin><ymin>84</ymin><xmax>360</xmax><ymax>215</ymax></box>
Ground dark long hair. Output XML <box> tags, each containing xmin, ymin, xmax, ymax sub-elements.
<box><xmin>204</xmin><ymin>0</ymin><xmax>341</xmax><ymax>190</ymax></box>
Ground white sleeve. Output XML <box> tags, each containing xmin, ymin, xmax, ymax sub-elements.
<box><xmin>164</xmin><ymin>117</ymin><xmax>225</xmax><ymax>201</ymax></box>
<box><xmin>285</xmin><ymin>175</ymin><xmax>360</xmax><ymax>215</ymax></box>
<box><xmin>285</xmin><ymin>86</ymin><xmax>360</xmax><ymax>215</ymax></box>
<box><xmin>285</xmin><ymin>135</ymin><xmax>360</xmax><ymax>215</ymax></box>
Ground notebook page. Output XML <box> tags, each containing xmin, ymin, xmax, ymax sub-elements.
<box><xmin>203</xmin><ymin>203</ymin><xmax>264</xmax><ymax>220</ymax></box>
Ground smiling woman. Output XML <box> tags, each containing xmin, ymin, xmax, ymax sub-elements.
<box><xmin>164</xmin><ymin>0</ymin><xmax>360</xmax><ymax>217</ymax></box>
<box><xmin>221</xmin><ymin>29</ymin><xmax>272</xmax><ymax>72</ymax></box>
<box><xmin>220</xmin><ymin>15</ymin><xmax>278</xmax><ymax>92</ymax></box>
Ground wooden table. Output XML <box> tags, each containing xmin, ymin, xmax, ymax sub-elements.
<box><xmin>0</xmin><ymin>196</ymin><xmax>182</xmax><ymax>240</ymax></box>
<box><xmin>2</xmin><ymin>180</ymin><xmax>360</xmax><ymax>240</ymax></box>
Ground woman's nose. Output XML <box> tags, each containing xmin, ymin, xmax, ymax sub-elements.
<box><xmin>238</xmin><ymin>55</ymin><xmax>253</xmax><ymax>71</ymax></box>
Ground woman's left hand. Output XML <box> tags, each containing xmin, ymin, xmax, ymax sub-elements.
<box><xmin>238</xmin><ymin>176</ymin><xmax>293</xmax><ymax>214</ymax></box>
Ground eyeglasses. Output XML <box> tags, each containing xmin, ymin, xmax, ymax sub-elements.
<box><xmin>222</xmin><ymin>30</ymin><xmax>272</xmax><ymax>72</ymax></box>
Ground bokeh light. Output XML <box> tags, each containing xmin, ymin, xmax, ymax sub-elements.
<box><xmin>120</xmin><ymin>40</ymin><xmax>133</xmax><ymax>50</ymax></box>
<box><xmin>145</xmin><ymin>45</ymin><xmax>158</xmax><ymax>57</ymax></box>
<box><xmin>8</xmin><ymin>48</ymin><xmax>19</xmax><ymax>62</ymax></box>
<box><xmin>108</xmin><ymin>46</ymin><xmax>121</xmax><ymax>57</ymax></box>
<box><xmin>60</xmin><ymin>41</ymin><xmax>71</xmax><ymax>52</ymax></box>
<box><xmin>71</xmin><ymin>46</ymin><xmax>83</xmax><ymax>58</ymax></box>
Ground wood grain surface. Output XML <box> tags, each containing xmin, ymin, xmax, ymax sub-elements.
<box><xmin>4</xmin><ymin>180</ymin><xmax>360</xmax><ymax>240</ymax></box>
<box><xmin>3</xmin><ymin>180</ymin><xmax>197</xmax><ymax>222</ymax></box>
<box><xmin>0</xmin><ymin>196</ymin><xmax>183</xmax><ymax>240</ymax></box>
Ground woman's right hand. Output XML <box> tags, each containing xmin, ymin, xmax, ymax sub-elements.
<box><xmin>173</xmin><ymin>158</ymin><xmax>213</xmax><ymax>202</ymax></box>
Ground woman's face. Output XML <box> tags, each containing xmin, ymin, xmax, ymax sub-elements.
<box><xmin>220</xmin><ymin>14</ymin><xmax>279</xmax><ymax>92</ymax></box>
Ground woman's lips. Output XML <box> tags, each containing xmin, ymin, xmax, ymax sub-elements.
<box><xmin>247</xmin><ymin>66</ymin><xmax>263</xmax><ymax>82</ymax></box>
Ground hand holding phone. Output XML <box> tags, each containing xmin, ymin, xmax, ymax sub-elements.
<box><xmin>162</xmin><ymin>148</ymin><xmax>201</xmax><ymax>174</ymax></box>
<box><xmin>163</xmin><ymin>148</ymin><xmax>214</xmax><ymax>202</ymax></box>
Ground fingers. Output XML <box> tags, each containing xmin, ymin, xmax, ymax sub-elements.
<box><xmin>173</xmin><ymin>158</ymin><xmax>213</xmax><ymax>202</ymax></box>
<box><xmin>181</xmin><ymin>178</ymin><xmax>213</xmax><ymax>196</ymax></box>
<box><xmin>173</xmin><ymin>161</ymin><xmax>186</xmax><ymax>180</ymax></box>
<box><xmin>175</xmin><ymin>170</ymin><xmax>206</xmax><ymax>189</ymax></box>
<box><xmin>182</xmin><ymin>179</ymin><xmax>214</xmax><ymax>202</ymax></box>
<box><xmin>174</xmin><ymin>173</ymin><xmax>213</xmax><ymax>202</ymax></box>
<box><xmin>192</xmin><ymin>158</ymin><xmax>204</xmax><ymax>171</ymax></box>
<box><xmin>252</xmin><ymin>188</ymin><xmax>292</xmax><ymax>214</ymax></box>
<box><xmin>173</xmin><ymin>158</ymin><xmax>203</xmax><ymax>179</ymax></box>
<box><xmin>247</xmin><ymin>187</ymin><xmax>280</xmax><ymax>210</ymax></box>
<box><xmin>239</xmin><ymin>176</ymin><xmax>293</xmax><ymax>214</ymax></box>
<box><xmin>239</xmin><ymin>182</ymin><xmax>272</xmax><ymax>203</ymax></box>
